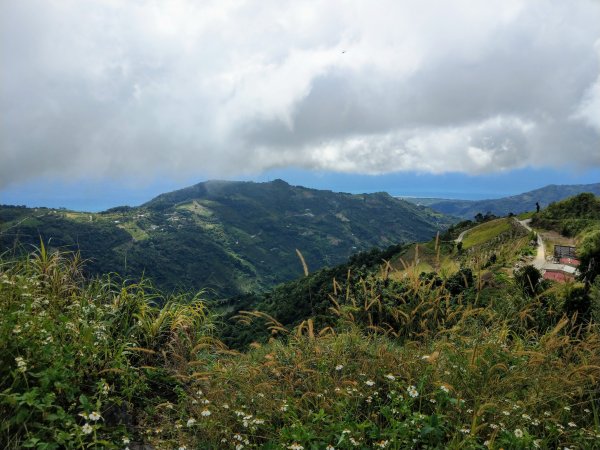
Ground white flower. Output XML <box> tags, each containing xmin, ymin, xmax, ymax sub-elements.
<box><xmin>484</xmin><ymin>441</ymin><xmax>490</xmax><ymax>447</ymax></box>
<box><xmin>335</xmin><ymin>364</ymin><xmax>344</xmax><ymax>371</ymax></box>
<box><xmin>502</xmin><ymin>410</ymin><xmax>510</xmax><ymax>416</ymax></box>
<box><xmin>287</xmin><ymin>443</ymin><xmax>304</xmax><ymax>450</ymax></box>
<box><xmin>88</xmin><ymin>411</ymin><xmax>101</xmax><ymax>421</ymax></box>
<box><xmin>342</xmin><ymin>429</ymin><xmax>351</xmax><ymax>434</ymax></box>
<box><xmin>407</xmin><ymin>385</ymin><xmax>419</xmax><ymax>398</ymax></box>
<box><xmin>568</xmin><ymin>422</ymin><xmax>576</xmax><ymax>428</ymax></box>
<box><xmin>235</xmin><ymin>445</ymin><xmax>244</xmax><ymax>450</ymax></box>
<box><xmin>122</xmin><ymin>437</ymin><xmax>130</xmax><ymax>444</ymax></box>
<box><xmin>365</xmin><ymin>380</ymin><xmax>375</xmax><ymax>386</ymax></box>
<box><xmin>384</xmin><ymin>374</ymin><xmax>395</xmax><ymax>381</ymax></box>
<box><xmin>81</xmin><ymin>423</ymin><xmax>93</xmax><ymax>434</ymax></box>
<box><xmin>13</xmin><ymin>325</ymin><xmax>22</xmax><ymax>334</ymax></box>
<box><xmin>514</xmin><ymin>428</ymin><xmax>523</xmax><ymax>438</ymax></box>
<box><xmin>563</xmin><ymin>406</ymin><xmax>571</xmax><ymax>411</ymax></box>
<box><xmin>460</xmin><ymin>428</ymin><xmax>470</xmax><ymax>434</ymax></box>
<box><xmin>15</xmin><ymin>357</ymin><xmax>27</xmax><ymax>373</ymax></box>
<box><xmin>178</xmin><ymin>447</ymin><xmax>187</xmax><ymax>450</ymax></box>
<box><xmin>349</xmin><ymin>437</ymin><xmax>360</xmax><ymax>446</ymax></box>
<box><xmin>375</xmin><ymin>440</ymin><xmax>389</xmax><ymax>448</ymax></box>
<box><xmin>326</xmin><ymin>446</ymin><xmax>335</xmax><ymax>450</ymax></box>
<box><xmin>201</xmin><ymin>409</ymin><xmax>211</xmax><ymax>417</ymax></box>
<box><xmin>186</xmin><ymin>418</ymin><xmax>196</xmax><ymax>427</ymax></box>
<box><xmin>440</xmin><ymin>385</ymin><xmax>449</xmax><ymax>393</ymax></box>
<box><xmin>533</xmin><ymin>440</ymin><xmax>541</xmax><ymax>448</ymax></box>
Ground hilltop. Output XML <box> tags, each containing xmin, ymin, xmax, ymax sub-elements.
<box><xmin>406</xmin><ymin>182</ymin><xmax>600</xmax><ymax>219</ymax></box>
<box><xmin>0</xmin><ymin>179</ymin><xmax>451</xmax><ymax>298</ymax></box>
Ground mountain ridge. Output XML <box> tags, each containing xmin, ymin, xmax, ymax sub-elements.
<box><xmin>0</xmin><ymin>179</ymin><xmax>451</xmax><ymax>298</ymax></box>
<box><xmin>405</xmin><ymin>182</ymin><xmax>600</xmax><ymax>219</ymax></box>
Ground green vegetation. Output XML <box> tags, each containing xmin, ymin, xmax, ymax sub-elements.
<box><xmin>460</xmin><ymin>219</ymin><xmax>512</xmax><ymax>250</ymax></box>
<box><xmin>0</xmin><ymin>180</ymin><xmax>452</xmax><ymax>298</ymax></box>
<box><xmin>2</xmin><ymin>243</ymin><xmax>600</xmax><ymax>449</ymax></box>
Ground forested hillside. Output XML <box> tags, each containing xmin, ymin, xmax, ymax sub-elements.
<box><xmin>0</xmin><ymin>180</ymin><xmax>451</xmax><ymax>298</ymax></box>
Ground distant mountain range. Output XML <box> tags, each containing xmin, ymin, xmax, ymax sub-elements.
<box><xmin>404</xmin><ymin>183</ymin><xmax>600</xmax><ymax>219</ymax></box>
<box><xmin>0</xmin><ymin>179</ymin><xmax>450</xmax><ymax>298</ymax></box>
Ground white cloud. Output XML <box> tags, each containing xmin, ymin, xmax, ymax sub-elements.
<box><xmin>1</xmin><ymin>0</ymin><xmax>599</xmax><ymax>187</ymax></box>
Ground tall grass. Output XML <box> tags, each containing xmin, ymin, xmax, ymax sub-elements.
<box><xmin>1</xmin><ymin>247</ymin><xmax>599</xmax><ymax>449</ymax></box>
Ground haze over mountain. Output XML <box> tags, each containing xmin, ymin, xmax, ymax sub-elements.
<box><xmin>0</xmin><ymin>180</ymin><xmax>450</xmax><ymax>298</ymax></box>
<box><xmin>406</xmin><ymin>182</ymin><xmax>600</xmax><ymax>220</ymax></box>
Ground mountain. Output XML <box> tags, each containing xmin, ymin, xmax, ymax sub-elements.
<box><xmin>405</xmin><ymin>183</ymin><xmax>600</xmax><ymax>219</ymax></box>
<box><xmin>0</xmin><ymin>179</ymin><xmax>451</xmax><ymax>298</ymax></box>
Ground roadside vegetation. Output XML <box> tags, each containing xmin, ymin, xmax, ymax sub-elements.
<box><xmin>2</xmin><ymin>232</ymin><xmax>600</xmax><ymax>448</ymax></box>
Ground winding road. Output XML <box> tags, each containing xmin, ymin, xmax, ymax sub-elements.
<box><xmin>515</xmin><ymin>218</ymin><xmax>546</xmax><ymax>269</ymax></box>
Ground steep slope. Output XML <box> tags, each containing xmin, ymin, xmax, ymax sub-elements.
<box><xmin>0</xmin><ymin>180</ymin><xmax>451</xmax><ymax>298</ymax></box>
<box><xmin>407</xmin><ymin>183</ymin><xmax>600</xmax><ymax>219</ymax></box>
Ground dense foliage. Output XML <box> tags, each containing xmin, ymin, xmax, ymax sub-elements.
<box><xmin>2</xmin><ymin>247</ymin><xmax>599</xmax><ymax>449</ymax></box>
<box><xmin>0</xmin><ymin>180</ymin><xmax>451</xmax><ymax>298</ymax></box>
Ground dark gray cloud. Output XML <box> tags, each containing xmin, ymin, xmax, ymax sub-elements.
<box><xmin>1</xmin><ymin>0</ymin><xmax>599</xmax><ymax>187</ymax></box>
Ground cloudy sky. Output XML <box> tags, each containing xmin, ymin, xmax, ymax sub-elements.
<box><xmin>1</xmin><ymin>0</ymin><xmax>600</xmax><ymax>209</ymax></box>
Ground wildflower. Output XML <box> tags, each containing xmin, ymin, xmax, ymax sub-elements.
<box><xmin>326</xmin><ymin>446</ymin><xmax>335</xmax><ymax>450</ymax></box>
<box><xmin>407</xmin><ymin>385</ymin><xmax>419</xmax><ymax>398</ymax></box>
<box><xmin>79</xmin><ymin>412</ymin><xmax>88</xmax><ymax>420</ymax></box>
<box><xmin>178</xmin><ymin>447</ymin><xmax>187</xmax><ymax>450</ymax></box>
<box><xmin>201</xmin><ymin>399</ymin><xmax>210</xmax><ymax>405</ymax></box>
<box><xmin>584</xmin><ymin>408</ymin><xmax>591</xmax><ymax>413</ymax></box>
<box><xmin>349</xmin><ymin>437</ymin><xmax>359</xmax><ymax>446</ymax></box>
<box><xmin>235</xmin><ymin>445</ymin><xmax>244</xmax><ymax>450</ymax></box>
<box><xmin>489</xmin><ymin>424</ymin><xmax>498</xmax><ymax>429</ymax></box>
<box><xmin>365</xmin><ymin>380</ymin><xmax>375</xmax><ymax>386</ymax></box>
<box><xmin>15</xmin><ymin>357</ymin><xmax>27</xmax><ymax>373</ymax></box>
<box><xmin>440</xmin><ymin>385</ymin><xmax>449</xmax><ymax>393</ymax></box>
<box><xmin>122</xmin><ymin>437</ymin><xmax>130</xmax><ymax>444</ymax></box>
<box><xmin>429</xmin><ymin>399</ymin><xmax>436</xmax><ymax>404</ymax></box>
<box><xmin>522</xmin><ymin>414</ymin><xmax>531</xmax><ymax>421</ymax></box>
<box><xmin>544</xmin><ymin>411</ymin><xmax>551</xmax><ymax>417</ymax></box>
<box><xmin>335</xmin><ymin>364</ymin><xmax>344</xmax><ymax>371</ymax></box>
<box><xmin>88</xmin><ymin>411</ymin><xmax>101</xmax><ymax>421</ymax></box>
<box><xmin>13</xmin><ymin>325</ymin><xmax>21</xmax><ymax>334</ymax></box>
<box><xmin>101</xmin><ymin>382</ymin><xmax>110</xmax><ymax>395</ymax></box>
<box><xmin>375</xmin><ymin>440</ymin><xmax>389</xmax><ymax>448</ymax></box>
<box><xmin>502</xmin><ymin>410</ymin><xmax>510</xmax><ymax>416</ymax></box>
<box><xmin>421</xmin><ymin>355</ymin><xmax>430</xmax><ymax>360</ymax></box>
<box><xmin>342</xmin><ymin>429</ymin><xmax>351</xmax><ymax>434</ymax></box>
<box><xmin>201</xmin><ymin>409</ymin><xmax>211</xmax><ymax>417</ymax></box>
<box><xmin>280</xmin><ymin>404</ymin><xmax>288</xmax><ymax>412</ymax></box>
<box><xmin>81</xmin><ymin>423</ymin><xmax>93</xmax><ymax>434</ymax></box>
<box><xmin>234</xmin><ymin>434</ymin><xmax>243</xmax><ymax>441</ymax></box>
<box><xmin>223</xmin><ymin>403</ymin><xmax>230</xmax><ymax>409</ymax></box>
<box><xmin>568</xmin><ymin>421</ymin><xmax>576</xmax><ymax>428</ymax></box>
<box><xmin>533</xmin><ymin>440</ymin><xmax>541</xmax><ymax>448</ymax></box>
<box><xmin>196</xmin><ymin>389</ymin><xmax>203</xmax><ymax>396</ymax></box>
<box><xmin>514</xmin><ymin>428</ymin><xmax>523</xmax><ymax>438</ymax></box>
<box><xmin>287</xmin><ymin>443</ymin><xmax>304</xmax><ymax>450</ymax></box>
<box><xmin>484</xmin><ymin>441</ymin><xmax>490</xmax><ymax>447</ymax></box>
<box><xmin>186</xmin><ymin>418</ymin><xmax>196</xmax><ymax>427</ymax></box>
<box><xmin>563</xmin><ymin>406</ymin><xmax>571</xmax><ymax>411</ymax></box>
<box><xmin>384</xmin><ymin>374</ymin><xmax>395</xmax><ymax>381</ymax></box>
<box><xmin>460</xmin><ymin>428</ymin><xmax>470</xmax><ymax>434</ymax></box>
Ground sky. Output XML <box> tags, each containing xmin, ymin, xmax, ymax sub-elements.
<box><xmin>1</xmin><ymin>0</ymin><xmax>600</xmax><ymax>211</ymax></box>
